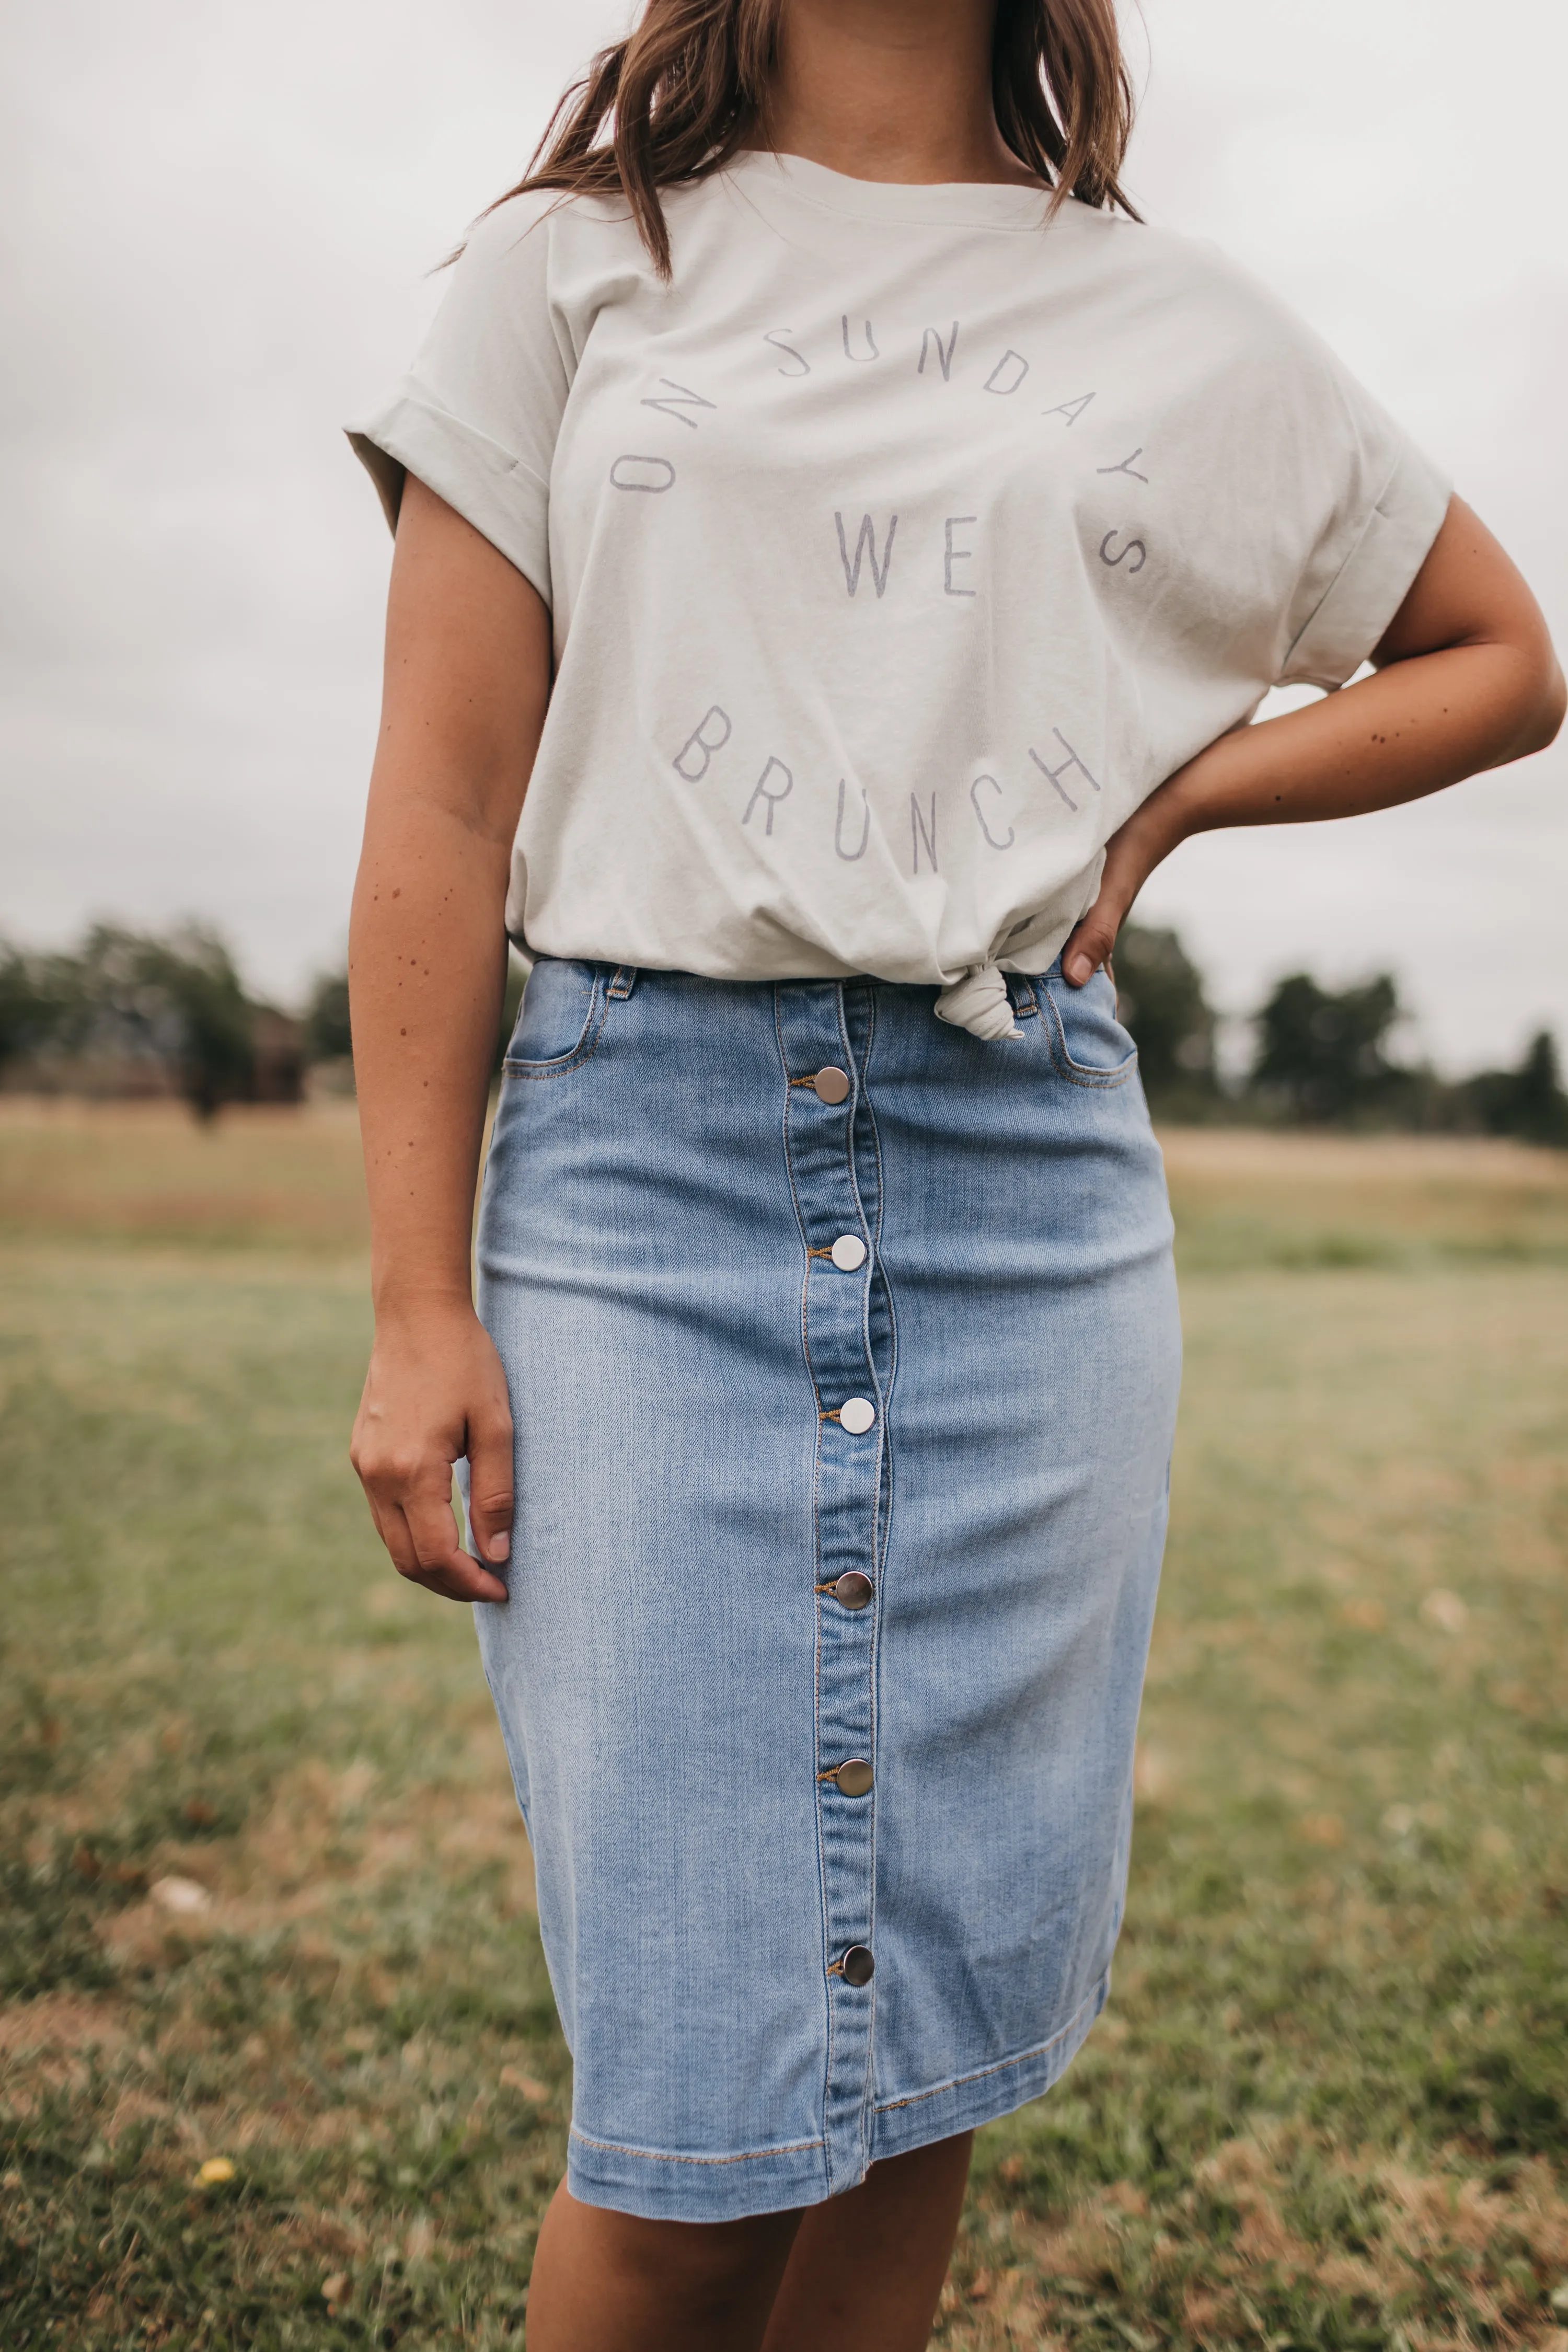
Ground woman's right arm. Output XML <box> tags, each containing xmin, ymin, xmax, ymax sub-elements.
<box><xmin>348</xmin><ymin>474</ymin><xmax>552</xmax><ymax>1604</ymax></box>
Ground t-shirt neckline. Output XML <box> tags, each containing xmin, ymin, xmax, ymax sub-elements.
<box><xmin>725</xmin><ymin>147</ymin><xmax>1058</xmax><ymax>232</ymax></box>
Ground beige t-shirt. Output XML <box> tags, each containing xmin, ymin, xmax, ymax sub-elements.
<box><xmin>349</xmin><ymin>152</ymin><xmax>1450</xmax><ymax>1040</ymax></box>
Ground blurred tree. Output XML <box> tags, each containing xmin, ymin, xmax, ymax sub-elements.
<box><xmin>1462</xmin><ymin>1030</ymin><xmax>1568</xmax><ymax>1147</ymax></box>
<box><xmin>1111</xmin><ymin>923</ymin><xmax>1217</xmax><ymax>1110</ymax></box>
<box><xmin>305</xmin><ymin>969</ymin><xmax>353</xmax><ymax>1063</ymax></box>
<box><xmin>1250</xmin><ymin>972</ymin><xmax>1404</xmax><ymax>1123</ymax></box>
<box><xmin>1511</xmin><ymin>1032</ymin><xmax>1568</xmax><ymax>1145</ymax></box>
<box><xmin>0</xmin><ymin>942</ymin><xmax>36</xmax><ymax>1065</ymax></box>
<box><xmin>67</xmin><ymin>926</ymin><xmax>257</xmax><ymax>1120</ymax></box>
<box><xmin>0</xmin><ymin>943</ymin><xmax>79</xmax><ymax>1067</ymax></box>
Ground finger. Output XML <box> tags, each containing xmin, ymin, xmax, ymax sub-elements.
<box><xmin>410</xmin><ymin>1552</ymin><xmax>510</xmax><ymax>1604</ymax></box>
<box><xmin>1063</xmin><ymin>903</ymin><xmax>1120</xmax><ymax>987</ymax></box>
<box><xmin>359</xmin><ymin>1479</ymin><xmax>393</xmax><ymax>1554</ymax></box>
<box><xmin>408</xmin><ymin>1555</ymin><xmax>510</xmax><ymax>1604</ymax></box>
<box><xmin>403</xmin><ymin>1489</ymin><xmax>509</xmax><ymax>1606</ymax></box>
<box><xmin>465</xmin><ymin>1413</ymin><xmax>516</xmax><ymax>1566</ymax></box>
<box><xmin>352</xmin><ymin>1442</ymin><xmax>416</xmax><ymax>1564</ymax></box>
<box><xmin>374</xmin><ymin>1496</ymin><xmax>423</xmax><ymax>1579</ymax></box>
<box><xmin>368</xmin><ymin>1481</ymin><xmax>508</xmax><ymax>1605</ymax></box>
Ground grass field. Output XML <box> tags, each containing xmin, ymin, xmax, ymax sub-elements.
<box><xmin>1</xmin><ymin>1100</ymin><xmax>1565</xmax><ymax>2350</ymax></box>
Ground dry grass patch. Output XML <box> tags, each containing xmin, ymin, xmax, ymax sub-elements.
<box><xmin>941</xmin><ymin>2135</ymin><xmax>1568</xmax><ymax>2352</ymax></box>
<box><xmin>1161</xmin><ymin>1125</ymin><xmax>1568</xmax><ymax>1271</ymax></box>
<box><xmin>0</xmin><ymin>1098</ymin><xmax>369</xmax><ymax>1252</ymax></box>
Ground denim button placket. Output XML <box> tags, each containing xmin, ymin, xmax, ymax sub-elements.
<box><xmin>777</xmin><ymin>977</ymin><xmax>887</xmax><ymax>2195</ymax></box>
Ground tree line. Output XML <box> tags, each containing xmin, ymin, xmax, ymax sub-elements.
<box><xmin>1113</xmin><ymin>926</ymin><xmax>1568</xmax><ymax>1144</ymax></box>
<box><xmin>0</xmin><ymin>919</ymin><xmax>1563</xmax><ymax>1144</ymax></box>
<box><xmin>0</xmin><ymin>926</ymin><xmax>348</xmax><ymax>1121</ymax></box>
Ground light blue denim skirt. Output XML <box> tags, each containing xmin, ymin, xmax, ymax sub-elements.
<box><xmin>471</xmin><ymin>956</ymin><xmax>1181</xmax><ymax>2223</ymax></box>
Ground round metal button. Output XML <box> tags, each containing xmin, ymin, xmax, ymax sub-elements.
<box><xmin>834</xmin><ymin>1758</ymin><xmax>874</xmax><ymax>1797</ymax></box>
<box><xmin>830</xmin><ymin>1233</ymin><xmax>868</xmax><ymax>1272</ymax></box>
<box><xmin>813</xmin><ymin>1066</ymin><xmax>851</xmax><ymax>1104</ymax></box>
<box><xmin>840</xmin><ymin>1945</ymin><xmax>875</xmax><ymax>1987</ymax></box>
<box><xmin>832</xmin><ymin>1572</ymin><xmax>873</xmax><ymax>1610</ymax></box>
<box><xmin>838</xmin><ymin>1396</ymin><xmax>876</xmax><ymax>1435</ymax></box>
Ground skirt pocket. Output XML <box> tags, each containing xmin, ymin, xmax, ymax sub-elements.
<box><xmin>1040</xmin><ymin>970</ymin><xmax>1139</xmax><ymax>1088</ymax></box>
<box><xmin>503</xmin><ymin>958</ymin><xmax>608</xmax><ymax>1078</ymax></box>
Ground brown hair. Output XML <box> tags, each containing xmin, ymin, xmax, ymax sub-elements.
<box><xmin>490</xmin><ymin>0</ymin><xmax>1139</xmax><ymax>276</ymax></box>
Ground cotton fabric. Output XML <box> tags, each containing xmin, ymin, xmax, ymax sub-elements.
<box><xmin>465</xmin><ymin>955</ymin><xmax>1181</xmax><ymax>2221</ymax></box>
<box><xmin>348</xmin><ymin>152</ymin><xmax>1449</xmax><ymax>1037</ymax></box>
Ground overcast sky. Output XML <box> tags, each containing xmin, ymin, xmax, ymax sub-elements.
<box><xmin>3</xmin><ymin>0</ymin><xmax>1563</xmax><ymax>1070</ymax></box>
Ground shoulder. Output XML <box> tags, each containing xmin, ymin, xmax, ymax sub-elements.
<box><xmin>452</xmin><ymin>182</ymin><xmax>646</xmax><ymax>278</ymax></box>
<box><xmin>1049</xmin><ymin>204</ymin><xmax>1357</xmax><ymax>405</ymax></box>
<box><xmin>1077</xmin><ymin>207</ymin><xmax>1329</xmax><ymax>351</ymax></box>
<box><xmin>1055</xmin><ymin>202</ymin><xmax>1238</xmax><ymax>293</ymax></box>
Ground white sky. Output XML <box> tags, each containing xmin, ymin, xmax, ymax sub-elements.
<box><xmin>2</xmin><ymin>0</ymin><xmax>1563</xmax><ymax>1071</ymax></box>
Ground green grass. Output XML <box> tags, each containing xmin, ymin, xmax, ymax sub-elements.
<box><xmin>1</xmin><ymin>1105</ymin><xmax>1565</xmax><ymax>2349</ymax></box>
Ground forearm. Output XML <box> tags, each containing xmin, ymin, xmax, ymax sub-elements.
<box><xmin>1138</xmin><ymin>634</ymin><xmax>1561</xmax><ymax>868</ymax></box>
<box><xmin>349</xmin><ymin>797</ymin><xmax>511</xmax><ymax>1319</ymax></box>
<box><xmin>348</xmin><ymin>477</ymin><xmax>549</xmax><ymax>1322</ymax></box>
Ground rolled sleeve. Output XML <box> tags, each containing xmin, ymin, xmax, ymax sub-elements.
<box><xmin>344</xmin><ymin>191</ymin><xmax>568</xmax><ymax>609</ymax></box>
<box><xmin>1281</xmin><ymin>441</ymin><xmax>1452</xmax><ymax>690</ymax></box>
<box><xmin>347</xmin><ymin>384</ymin><xmax>552</xmax><ymax>606</ymax></box>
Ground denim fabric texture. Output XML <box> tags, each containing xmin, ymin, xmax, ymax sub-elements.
<box><xmin>470</xmin><ymin>956</ymin><xmax>1182</xmax><ymax>2222</ymax></box>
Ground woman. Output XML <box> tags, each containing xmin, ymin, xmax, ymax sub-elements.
<box><xmin>344</xmin><ymin>1</ymin><xmax>1563</xmax><ymax>2344</ymax></box>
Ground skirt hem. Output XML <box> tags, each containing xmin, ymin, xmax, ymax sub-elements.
<box><xmin>566</xmin><ymin>2127</ymin><xmax>831</xmax><ymax>2223</ymax></box>
<box><xmin>870</xmin><ymin>1967</ymin><xmax>1109</xmax><ymax>2165</ymax></box>
<box><xmin>563</xmin><ymin>1969</ymin><xmax>1110</xmax><ymax>2223</ymax></box>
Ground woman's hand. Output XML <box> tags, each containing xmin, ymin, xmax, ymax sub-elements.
<box><xmin>1062</xmin><ymin>494</ymin><xmax>1564</xmax><ymax>988</ymax></box>
<box><xmin>351</xmin><ymin>1302</ymin><xmax>514</xmax><ymax>1604</ymax></box>
<box><xmin>1062</xmin><ymin>792</ymin><xmax>1185</xmax><ymax>987</ymax></box>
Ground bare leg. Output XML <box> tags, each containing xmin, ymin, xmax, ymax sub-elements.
<box><xmin>760</xmin><ymin>2130</ymin><xmax>974</xmax><ymax>2351</ymax></box>
<box><xmin>526</xmin><ymin>2182</ymin><xmax>802</xmax><ymax>2352</ymax></box>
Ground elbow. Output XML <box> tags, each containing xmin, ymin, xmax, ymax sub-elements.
<box><xmin>1500</xmin><ymin>641</ymin><xmax>1567</xmax><ymax>763</ymax></box>
<box><xmin>1531</xmin><ymin>656</ymin><xmax>1568</xmax><ymax>756</ymax></box>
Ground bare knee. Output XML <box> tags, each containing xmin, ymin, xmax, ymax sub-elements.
<box><xmin>535</xmin><ymin>2184</ymin><xmax>800</xmax><ymax>2337</ymax></box>
<box><xmin>613</xmin><ymin>2208</ymin><xmax>796</xmax><ymax>2308</ymax></box>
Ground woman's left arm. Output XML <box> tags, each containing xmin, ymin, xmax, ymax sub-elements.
<box><xmin>1064</xmin><ymin>496</ymin><xmax>1566</xmax><ymax>986</ymax></box>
